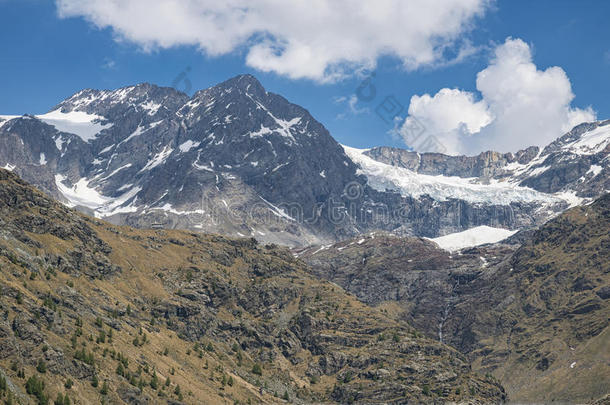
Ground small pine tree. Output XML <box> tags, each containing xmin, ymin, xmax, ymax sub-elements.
<box><xmin>252</xmin><ymin>363</ymin><xmax>262</xmax><ymax>376</ymax></box>
<box><xmin>150</xmin><ymin>373</ymin><xmax>158</xmax><ymax>390</ymax></box>
<box><xmin>25</xmin><ymin>375</ymin><xmax>48</xmax><ymax>405</ymax></box>
<box><xmin>91</xmin><ymin>374</ymin><xmax>99</xmax><ymax>388</ymax></box>
<box><xmin>100</xmin><ymin>381</ymin><xmax>109</xmax><ymax>395</ymax></box>
<box><xmin>36</xmin><ymin>359</ymin><xmax>47</xmax><ymax>373</ymax></box>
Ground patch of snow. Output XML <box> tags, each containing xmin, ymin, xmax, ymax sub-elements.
<box><xmin>249</xmin><ymin>125</ymin><xmax>273</xmax><ymax>138</ymax></box>
<box><xmin>97</xmin><ymin>163</ymin><xmax>132</xmax><ymax>182</ymax></box>
<box><xmin>37</xmin><ymin>109</ymin><xmax>112</xmax><ymax>142</ymax></box>
<box><xmin>55</xmin><ymin>174</ymin><xmax>109</xmax><ymax>209</ymax></box>
<box><xmin>153</xmin><ymin>203</ymin><xmax>205</xmax><ymax>216</ymax></box>
<box><xmin>54</xmin><ymin>135</ymin><xmax>65</xmax><ymax>151</ymax></box>
<box><xmin>55</xmin><ymin>174</ymin><xmax>142</xmax><ymax>217</ymax></box>
<box><xmin>272</xmin><ymin>162</ymin><xmax>289</xmax><ymax>173</ymax></box>
<box><xmin>564</xmin><ymin>124</ymin><xmax>610</xmax><ymax>155</ymax></box>
<box><xmin>272</xmin><ymin>116</ymin><xmax>300</xmax><ymax>141</ymax></box>
<box><xmin>139</xmin><ymin>145</ymin><xmax>173</xmax><ymax>172</ymax></box>
<box><xmin>99</xmin><ymin>144</ymin><xmax>115</xmax><ymax>154</ymax></box>
<box><xmin>319</xmin><ymin>170</ymin><xmax>326</xmax><ymax>178</ymax></box>
<box><xmin>312</xmin><ymin>245</ymin><xmax>330</xmax><ymax>255</ymax></box>
<box><xmin>570</xmin><ymin>362</ymin><xmax>576</xmax><ymax>369</ymax></box>
<box><xmin>39</xmin><ymin>153</ymin><xmax>47</xmax><ymax>165</ymax></box>
<box><xmin>117</xmin><ymin>183</ymin><xmax>133</xmax><ymax>192</ymax></box>
<box><xmin>118</xmin><ymin>120</ymin><xmax>162</xmax><ymax>146</ymax></box>
<box><xmin>179</xmin><ymin>140</ymin><xmax>201</xmax><ymax>153</ymax></box>
<box><xmin>528</xmin><ymin>165</ymin><xmax>550</xmax><ymax>176</ymax></box>
<box><xmin>552</xmin><ymin>191</ymin><xmax>584</xmax><ymax>208</ymax></box>
<box><xmin>2</xmin><ymin>163</ymin><xmax>15</xmax><ymax>171</ymax></box>
<box><xmin>140</xmin><ymin>100</ymin><xmax>161</xmax><ymax>115</ymax></box>
<box><xmin>587</xmin><ymin>164</ymin><xmax>603</xmax><ymax>177</ymax></box>
<box><xmin>100</xmin><ymin>186</ymin><xmax>142</xmax><ymax>216</ymax></box>
<box><xmin>259</xmin><ymin>196</ymin><xmax>294</xmax><ymax>221</ymax></box>
<box><xmin>193</xmin><ymin>161</ymin><xmax>214</xmax><ymax>171</ymax></box>
<box><xmin>428</xmin><ymin>226</ymin><xmax>518</xmax><ymax>252</ymax></box>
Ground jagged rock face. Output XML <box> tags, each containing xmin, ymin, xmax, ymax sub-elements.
<box><xmin>0</xmin><ymin>75</ymin><xmax>608</xmax><ymax>246</ymax></box>
<box><xmin>364</xmin><ymin>147</ymin><xmax>527</xmax><ymax>178</ymax></box>
<box><xmin>300</xmin><ymin>194</ymin><xmax>610</xmax><ymax>403</ymax></box>
<box><xmin>364</xmin><ymin>120</ymin><xmax>610</xmax><ymax>198</ymax></box>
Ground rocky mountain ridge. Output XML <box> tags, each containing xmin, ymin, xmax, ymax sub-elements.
<box><xmin>362</xmin><ymin>119</ymin><xmax>609</xmax><ymax>198</ymax></box>
<box><xmin>1</xmin><ymin>75</ymin><xmax>608</xmax><ymax>246</ymax></box>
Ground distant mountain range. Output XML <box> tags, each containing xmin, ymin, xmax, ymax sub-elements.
<box><xmin>1</xmin><ymin>75</ymin><xmax>608</xmax><ymax>246</ymax></box>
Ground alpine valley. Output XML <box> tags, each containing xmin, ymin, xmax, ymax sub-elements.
<box><xmin>0</xmin><ymin>75</ymin><xmax>608</xmax><ymax>405</ymax></box>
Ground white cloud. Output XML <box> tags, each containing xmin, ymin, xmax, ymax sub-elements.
<box><xmin>55</xmin><ymin>0</ymin><xmax>491</xmax><ymax>82</ymax></box>
<box><xmin>398</xmin><ymin>37</ymin><xmax>596</xmax><ymax>155</ymax></box>
<box><xmin>101</xmin><ymin>58</ymin><xmax>116</xmax><ymax>70</ymax></box>
<box><xmin>334</xmin><ymin>94</ymin><xmax>370</xmax><ymax>119</ymax></box>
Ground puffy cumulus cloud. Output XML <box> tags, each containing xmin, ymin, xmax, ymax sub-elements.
<box><xmin>406</xmin><ymin>89</ymin><xmax>493</xmax><ymax>154</ymax></box>
<box><xmin>398</xmin><ymin>37</ymin><xmax>596</xmax><ymax>155</ymax></box>
<box><xmin>55</xmin><ymin>0</ymin><xmax>490</xmax><ymax>82</ymax></box>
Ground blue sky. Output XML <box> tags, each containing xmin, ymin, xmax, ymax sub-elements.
<box><xmin>0</xmin><ymin>0</ymin><xmax>608</xmax><ymax>153</ymax></box>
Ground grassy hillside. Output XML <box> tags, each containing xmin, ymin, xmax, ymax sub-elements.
<box><xmin>474</xmin><ymin>194</ymin><xmax>610</xmax><ymax>403</ymax></box>
<box><xmin>0</xmin><ymin>168</ymin><xmax>505</xmax><ymax>404</ymax></box>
